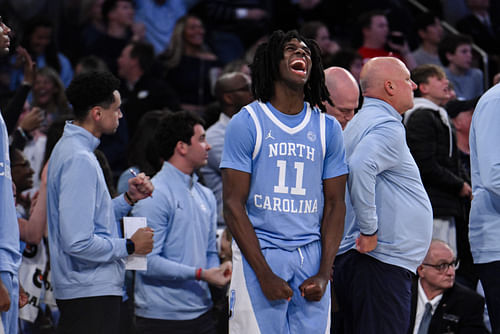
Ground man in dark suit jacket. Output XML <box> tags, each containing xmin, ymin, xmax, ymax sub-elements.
<box><xmin>409</xmin><ymin>240</ymin><xmax>488</xmax><ymax>334</ymax></box>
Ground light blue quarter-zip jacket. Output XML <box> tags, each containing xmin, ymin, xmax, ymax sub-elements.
<box><xmin>47</xmin><ymin>122</ymin><xmax>130</xmax><ymax>300</ymax></box>
<box><xmin>133</xmin><ymin>162</ymin><xmax>219</xmax><ymax>321</ymax></box>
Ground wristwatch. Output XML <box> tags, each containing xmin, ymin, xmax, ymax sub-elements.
<box><xmin>126</xmin><ymin>239</ymin><xmax>135</xmax><ymax>255</ymax></box>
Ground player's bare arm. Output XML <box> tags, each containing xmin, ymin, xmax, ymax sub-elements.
<box><xmin>300</xmin><ymin>174</ymin><xmax>346</xmax><ymax>301</ymax></box>
<box><xmin>223</xmin><ymin>168</ymin><xmax>293</xmax><ymax>301</ymax></box>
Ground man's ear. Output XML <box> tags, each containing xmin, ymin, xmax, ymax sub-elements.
<box><xmin>417</xmin><ymin>265</ymin><xmax>424</xmax><ymax>278</ymax></box>
<box><xmin>90</xmin><ymin>106</ymin><xmax>102</xmax><ymax>121</ymax></box>
<box><xmin>417</xmin><ymin>29</ymin><xmax>426</xmax><ymax>41</ymax></box>
<box><xmin>419</xmin><ymin>82</ymin><xmax>429</xmax><ymax>95</ymax></box>
<box><xmin>176</xmin><ymin>140</ymin><xmax>188</xmax><ymax>156</ymax></box>
<box><xmin>222</xmin><ymin>92</ymin><xmax>233</xmax><ymax>105</ymax></box>
<box><xmin>445</xmin><ymin>51</ymin><xmax>454</xmax><ymax>63</ymax></box>
<box><xmin>384</xmin><ymin>80</ymin><xmax>395</xmax><ymax>95</ymax></box>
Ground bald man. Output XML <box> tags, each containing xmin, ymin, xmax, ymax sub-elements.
<box><xmin>324</xmin><ymin>67</ymin><xmax>360</xmax><ymax>129</ymax></box>
<box><xmin>332</xmin><ymin>57</ymin><xmax>433</xmax><ymax>334</ymax></box>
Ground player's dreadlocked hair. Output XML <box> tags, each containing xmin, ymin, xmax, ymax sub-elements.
<box><xmin>250</xmin><ymin>30</ymin><xmax>332</xmax><ymax>112</ymax></box>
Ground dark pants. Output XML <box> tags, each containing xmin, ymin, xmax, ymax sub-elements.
<box><xmin>332</xmin><ymin>250</ymin><xmax>413</xmax><ymax>334</ymax></box>
<box><xmin>56</xmin><ymin>295</ymin><xmax>121</xmax><ymax>334</ymax></box>
<box><xmin>476</xmin><ymin>261</ymin><xmax>500</xmax><ymax>334</ymax></box>
<box><xmin>136</xmin><ymin>310</ymin><xmax>216</xmax><ymax>334</ymax></box>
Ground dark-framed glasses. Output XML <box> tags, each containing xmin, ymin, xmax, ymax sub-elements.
<box><xmin>422</xmin><ymin>259</ymin><xmax>459</xmax><ymax>273</ymax></box>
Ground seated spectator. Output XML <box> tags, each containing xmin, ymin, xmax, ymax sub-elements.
<box><xmin>409</xmin><ymin>240</ymin><xmax>488</xmax><ymax>333</ymax></box>
<box><xmin>9</xmin><ymin>16</ymin><xmax>74</xmax><ymax>90</ymax></box>
<box><xmin>87</xmin><ymin>0</ymin><xmax>142</xmax><ymax>75</ymax></box>
<box><xmin>159</xmin><ymin>15</ymin><xmax>220</xmax><ymax>116</ymax></box>
<box><xmin>356</xmin><ymin>10</ymin><xmax>417</xmax><ymax>70</ymax></box>
<box><xmin>194</xmin><ymin>0</ymin><xmax>271</xmax><ymax>65</ymax></box>
<box><xmin>134</xmin><ymin>0</ymin><xmax>194</xmax><ymax>54</ymax></box>
<box><xmin>20</xmin><ymin>67</ymin><xmax>72</xmax><ymax>193</ymax></box>
<box><xmin>411</xmin><ymin>12</ymin><xmax>445</xmax><ymax>67</ymax></box>
<box><xmin>300</xmin><ymin>20</ymin><xmax>340</xmax><ymax>67</ymax></box>
<box><xmin>78</xmin><ymin>0</ymin><xmax>107</xmax><ymax>61</ymax></box>
<box><xmin>221</xmin><ymin>58</ymin><xmax>251</xmax><ymax>76</ymax></box>
<box><xmin>74</xmin><ymin>55</ymin><xmax>109</xmax><ymax>75</ymax></box>
<box><xmin>30</xmin><ymin>67</ymin><xmax>72</xmax><ymax>129</ymax></box>
<box><xmin>9</xmin><ymin>147</ymin><xmax>36</xmax><ymax>236</ymax></box>
<box><xmin>16</xmin><ymin>118</ymin><xmax>69</xmax><ymax>333</ymax></box>
<box><xmin>4</xmin><ymin>47</ymin><xmax>41</xmax><ymax>151</ymax></box>
<box><xmin>438</xmin><ymin>34</ymin><xmax>484</xmax><ymax>100</ymax></box>
<box><xmin>117</xmin><ymin>41</ymin><xmax>179</xmax><ymax>137</ymax></box>
<box><xmin>11</xmin><ymin>145</ymin><xmax>56</xmax><ymax>333</ymax></box>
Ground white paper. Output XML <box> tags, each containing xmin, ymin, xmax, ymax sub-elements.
<box><xmin>124</xmin><ymin>216</ymin><xmax>148</xmax><ymax>270</ymax></box>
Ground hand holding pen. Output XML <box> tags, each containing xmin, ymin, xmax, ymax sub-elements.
<box><xmin>125</xmin><ymin>169</ymin><xmax>154</xmax><ymax>205</ymax></box>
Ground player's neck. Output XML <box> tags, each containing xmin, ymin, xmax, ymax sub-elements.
<box><xmin>271</xmin><ymin>84</ymin><xmax>305</xmax><ymax>115</ymax></box>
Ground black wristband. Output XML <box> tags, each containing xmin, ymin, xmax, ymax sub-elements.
<box><xmin>126</xmin><ymin>239</ymin><xmax>135</xmax><ymax>255</ymax></box>
<box><xmin>125</xmin><ymin>191</ymin><xmax>137</xmax><ymax>205</ymax></box>
<box><xmin>360</xmin><ymin>229</ymin><xmax>378</xmax><ymax>237</ymax></box>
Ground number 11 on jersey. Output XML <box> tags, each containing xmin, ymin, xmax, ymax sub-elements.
<box><xmin>273</xmin><ymin>160</ymin><xmax>306</xmax><ymax>196</ymax></box>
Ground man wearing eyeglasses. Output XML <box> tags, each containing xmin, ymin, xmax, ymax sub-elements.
<box><xmin>409</xmin><ymin>239</ymin><xmax>487</xmax><ymax>334</ymax></box>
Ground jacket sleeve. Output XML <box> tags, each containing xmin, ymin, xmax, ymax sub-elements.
<box><xmin>348</xmin><ymin>121</ymin><xmax>403</xmax><ymax>235</ymax></box>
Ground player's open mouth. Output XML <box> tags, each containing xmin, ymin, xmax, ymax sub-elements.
<box><xmin>290</xmin><ymin>59</ymin><xmax>307</xmax><ymax>77</ymax></box>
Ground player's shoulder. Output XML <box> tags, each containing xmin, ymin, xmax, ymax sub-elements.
<box><xmin>231</xmin><ymin>101</ymin><xmax>260</xmax><ymax>122</ymax></box>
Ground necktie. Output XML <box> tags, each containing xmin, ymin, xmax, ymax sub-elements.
<box><xmin>417</xmin><ymin>302</ymin><xmax>433</xmax><ymax>334</ymax></box>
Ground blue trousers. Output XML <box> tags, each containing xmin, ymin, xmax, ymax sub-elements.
<box><xmin>332</xmin><ymin>250</ymin><xmax>413</xmax><ymax>334</ymax></box>
<box><xmin>476</xmin><ymin>261</ymin><xmax>500</xmax><ymax>334</ymax></box>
